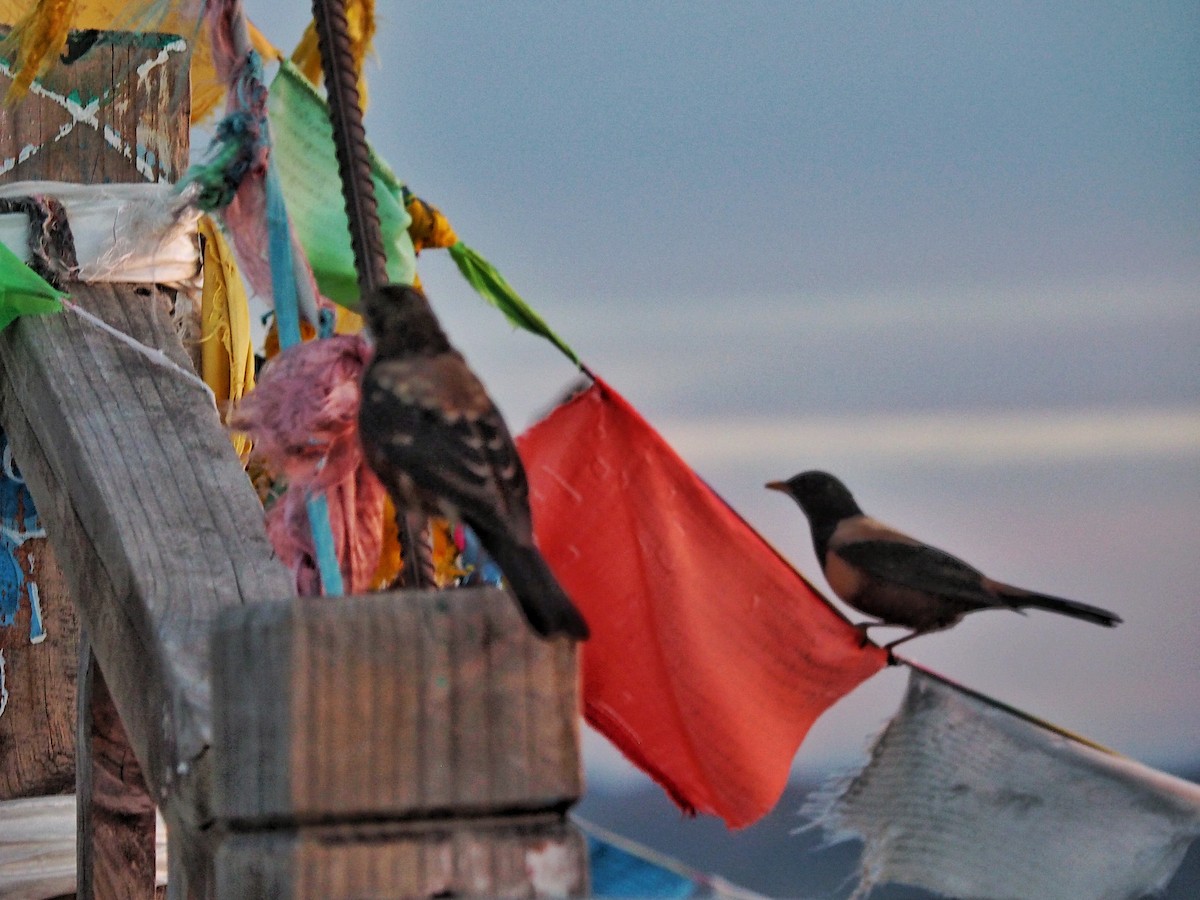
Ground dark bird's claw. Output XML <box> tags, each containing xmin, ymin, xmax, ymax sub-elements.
<box><xmin>853</xmin><ymin>622</ymin><xmax>872</xmax><ymax>648</ymax></box>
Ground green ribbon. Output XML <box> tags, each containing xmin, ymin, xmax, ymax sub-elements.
<box><xmin>448</xmin><ymin>240</ymin><xmax>580</xmax><ymax>366</ymax></box>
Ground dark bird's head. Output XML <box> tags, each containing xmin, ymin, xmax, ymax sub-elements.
<box><xmin>363</xmin><ymin>284</ymin><xmax>453</xmax><ymax>358</ymax></box>
<box><xmin>766</xmin><ymin>470</ymin><xmax>863</xmax><ymax>526</ymax></box>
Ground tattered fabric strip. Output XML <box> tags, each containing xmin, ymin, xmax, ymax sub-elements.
<box><xmin>0</xmin><ymin>194</ymin><xmax>77</xmax><ymax>285</ymax></box>
<box><xmin>228</xmin><ymin>334</ymin><xmax>383</xmax><ymax>597</ymax></box>
<box><xmin>0</xmin><ymin>236</ymin><xmax>63</xmax><ymax>330</ymax></box>
<box><xmin>406</xmin><ymin>193</ymin><xmax>581</xmax><ymax>366</ymax></box>
<box><xmin>0</xmin><ymin>181</ymin><xmax>199</xmax><ymax>285</ymax></box>
<box><xmin>187</xmin><ymin>23</ymin><xmax>341</xmax><ymax>594</ymax></box>
<box><xmin>198</xmin><ymin>215</ymin><xmax>255</xmax><ymax>459</ymax></box>
<box><xmin>182</xmin><ymin>42</ymin><xmax>321</xmax><ymax>330</ymax></box>
<box><xmin>0</xmin><ymin>0</ymin><xmax>226</xmax><ymax>122</ymax></box>
<box><xmin>0</xmin><ymin>0</ymin><xmax>79</xmax><ymax>105</ymax></box>
<box><xmin>288</xmin><ymin>0</ymin><xmax>375</xmax><ymax>110</ymax></box>
<box><xmin>808</xmin><ymin>667</ymin><xmax>1200</xmax><ymax>900</ymax></box>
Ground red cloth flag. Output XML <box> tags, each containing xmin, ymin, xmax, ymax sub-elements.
<box><xmin>517</xmin><ymin>378</ymin><xmax>887</xmax><ymax>828</ymax></box>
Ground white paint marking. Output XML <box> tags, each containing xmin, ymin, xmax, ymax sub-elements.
<box><xmin>28</xmin><ymin>583</ymin><xmax>46</xmax><ymax>644</ymax></box>
<box><xmin>0</xmin><ymin>651</ymin><xmax>8</xmax><ymax>719</ymax></box>
<box><xmin>136</xmin><ymin>38</ymin><xmax>188</xmax><ymax>80</ymax></box>
<box><xmin>0</xmin><ymin>59</ymin><xmax>163</xmax><ymax>181</ymax></box>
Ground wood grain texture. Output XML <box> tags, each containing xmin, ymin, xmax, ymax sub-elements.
<box><xmin>215</xmin><ymin>815</ymin><xmax>588</xmax><ymax>899</ymax></box>
<box><xmin>0</xmin><ymin>29</ymin><xmax>190</xmax><ymax>184</ymax></box>
<box><xmin>77</xmin><ymin>638</ymin><xmax>156</xmax><ymax>899</ymax></box>
<box><xmin>0</xmin><ymin>794</ymin><xmax>168</xmax><ymax>898</ymax></box>
<box><xmin>0</xmin><ymin>536</ymin><xmax>77</xmax><ymax>799</ymax></box>
<box><xmin>0</xmin><ymin>26</ymin><xmax>193</xmax><ymax>811</ymax></box>
<box><xmin>211</xmin><ymin>587</ymin><xmax>582</xmax><ymax>825</ymax></box>
<box><xmin>0</xmin><ymin>283</ymin><xmax>294</xmax><ymax>801</ymax></box>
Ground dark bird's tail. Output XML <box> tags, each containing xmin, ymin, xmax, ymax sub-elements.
<box><xmin>484</xmin><ymin>536</ymin><xmax>590</xmax><ymax>640</ymax></box>
<box><xmin>1002</xmin><ymin>589</ymin><xmax>1122</xmax><ymax>627</ymax></box>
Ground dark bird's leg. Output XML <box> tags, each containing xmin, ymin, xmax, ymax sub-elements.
<box><xmin>853</xmin><ymin>620</ymin><xmax>889</xmax><ymax>647</ymax></box>
<box><xmin>855</xmin><ymin>621</ymin><xmax>914</xmax><ymax>665</ymax></box>
<box><xmin>881</xmin><ymin>629</ymin><xmax>930</xmax><ymax>665</ymax></box>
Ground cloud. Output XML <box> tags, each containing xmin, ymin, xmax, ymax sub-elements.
<box><xmin>656</xmin><ymin>407</ymin><xmax>1200</xmax><ymax>470</ymax></box>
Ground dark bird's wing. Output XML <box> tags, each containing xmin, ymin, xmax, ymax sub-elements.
<box><xmin>833</xmin><ymin>540</ymin><xmax>1007</xmax><ymax>610</ymax></box>
<box><xmin>361</xmin><ymin>353</ymin><xmax>531</xmax><ymax>538</ymax></box>
<box><xmin>360</xmin><ymin>352</ymin><xmax>589</xmax><ymax>639</ymax></box>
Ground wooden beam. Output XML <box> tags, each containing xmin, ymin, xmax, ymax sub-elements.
<box><xmin>215</xmin><ymin>815</ymin><xmax>588</xmax><ymax>898</ymax></box>
<box><xmin>0</xmin><ymin>28</ymin><xmax>296</xmax><ymax>896</ymax></box>
<box><xmin>0</xmin><ymin>27</ymin><xmax>195</xmax><ymax>811</ymax></box>
<box><xmin>211</xmin><ymin>588</ymin><xmax>588</xmax><ymax>897</ymax></box>
<box><xmin>0</xmin><ymin>27</ymin><xmax>207</xmax><ymax>898</ymax></box>
<box><xmin>0</xmin><ymin>281</ymin><xmax>296</xmax><ymax>893</ymax></box>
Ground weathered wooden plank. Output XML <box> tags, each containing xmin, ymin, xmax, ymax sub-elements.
<box><xmin>215</xmin><ymin>815</ymin><xmax>589</xmax><ymax>899</ymax></box>
<box><xmin>0</xmin><ymin>284</ymin><xmax>294</xmax><ymax>900</ymax></box>
<box><xmin>0</xmin><ymin>283</ymin><xmax>293</xmax><ymax>793</ymax></box>
<box><xmin>211</xmin><ymin>588</ymin><xmax>581</xmax><ymax>825</ymax></box>
<box><xmin>77</xmin><ymin>636</ymin><xmax>156</xmax><ymax>899</ymax></box>
<box><xmin>0</xmin><ymin>28</ymin><xmax>204</xmax><ymax>897</ymax></box>
<box><xmin>0</xmin><ymin>27</ymin><xmax>192</xmax><ymax>814</ymax></box>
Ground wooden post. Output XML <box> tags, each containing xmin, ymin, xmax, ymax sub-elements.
<box><xmin>0</xmin><ymin>27</ymin><xmax>193</xmax><ymax>898</ymax></box>
<box><xmin>211</xmin><ymin>588</ymin><xmax>589</xmax><ymax>897</ymax></box>
<box><xmin>0</xmin><ymin>28</ymin><xmax>292</xmax><ymax>899</ymax></box>
<box><xmin>77</xmin><ymin>633</ymin><xmax>158</xmax><ymax>898</ymax></box>
<box><xmin>0</xmin><ymin>28</ymin><xmax>187</xmax><ymax>184</ymax></box>
<box><xmin>2</xmin><ymin>26</ymin><xmax>592</xmax><ymax>900</ymax></box>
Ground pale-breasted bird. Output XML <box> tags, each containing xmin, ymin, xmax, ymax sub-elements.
<box><xmin>766</xmin><ymin>470</ymin><xmax>1120</xmax><ymax>656</ymax></box>
<box><xmin>358</xmin><ymin>284</ymin><xmax>589</xmax><ymax>640</ymax></box>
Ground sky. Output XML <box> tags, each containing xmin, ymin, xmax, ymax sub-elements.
<box><xmin>242</xmin><ymin>2</ymin><xmax>1200</xmax><ymax>787</ymax></box>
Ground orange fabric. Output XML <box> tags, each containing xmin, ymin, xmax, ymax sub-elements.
<box><xmin>517</xmin><ymin>378</ymin><xmax>887</xmax><ymax>828</ymax></box>
<box><xmin>405</xmin><ymin>195</ymin><xmax>459</xmax><ymax>253</ymax></box>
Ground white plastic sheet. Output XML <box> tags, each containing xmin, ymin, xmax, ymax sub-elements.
<box><xmin>0</xmin><ymin>181</ymin><xmax>200</xmax><ymax>285</ymax></box>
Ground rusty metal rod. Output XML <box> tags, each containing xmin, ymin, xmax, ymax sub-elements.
<box><xmin>311</xmin><ymin>0</ymin><xmax>388</xmax><ymax>298</ymax></box>
<box><xmin>311</xmin><ymin>0</ymin><xmax>434</xmax><ymax>589</ymax></box>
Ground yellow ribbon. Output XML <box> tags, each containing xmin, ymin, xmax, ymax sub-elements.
<box><xmin>198</xmin><ymin>216</ymin><xmax>256</xmax><ymax>460</ymax></box>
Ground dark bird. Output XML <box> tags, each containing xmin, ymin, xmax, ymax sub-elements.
<box><xmin>766</xmin><ymin>470</ymin><xmax>1120</xmax><ymax>656</ymax></box>
<box><xmin>358</xmin><ymin>284</ymin><xmax>589</xmax><ymax>640</ymax></box>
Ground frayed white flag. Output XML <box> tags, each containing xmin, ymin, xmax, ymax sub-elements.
<box><xmin>807</xmin><ymin>668</ymin><xmax>1200</xmax><ymax>900</ymax></box>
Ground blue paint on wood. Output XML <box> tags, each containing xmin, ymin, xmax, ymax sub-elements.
<box><xmin>0</xmin><ymin>431</ymin><xmax>47</xmax><ymax>640</ymax></box>
<box><xmin>0</xmin><ymin>537</ymin><xmax>21</xmax><ymax>626</ymax></box>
